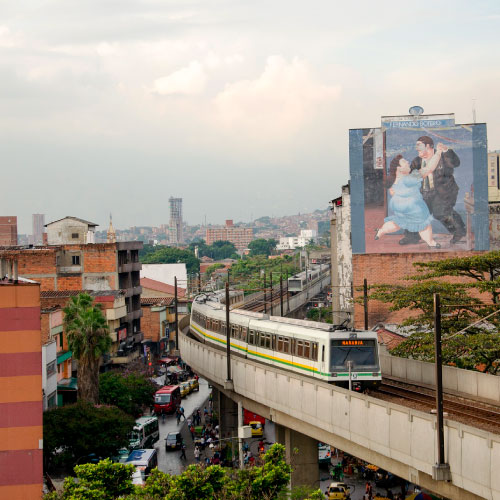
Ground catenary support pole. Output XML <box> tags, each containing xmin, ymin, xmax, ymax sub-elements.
<box><xmin>225</xmin><ymin>282</ymin><xmax>231</xmax><ymax>382</ymax></box>
<box><xmin>238</xmin><ymin>400</ymin><xmax>243</xmax><ymax>469</ymax></box>
<box><xmin>363</xmin><ymin>278</ymin><xmax>369</xmax><ymax>330</ymax></box>
<box><xmin>434</xmin><ymin>293</ymin><xmax>445</xmax><ymax>465</ymax></box>
<box><xmin>263</xmin><ymin>273</ymin><xmax>267</xmax><ymax>314</ymax></box>
<box><xmin>280</xmin><ymin>276</ymin><xmax>284</xmax><ymax>317</ymax></box>
<box><xmin>175</xmin><ymin>276</ymin><xmax>179</xmax><ymax>351</ymax></box>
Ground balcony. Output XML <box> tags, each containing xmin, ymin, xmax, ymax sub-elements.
<box><xmin>125</xmin><ymin>309</ymin><xmax>143</xmax><ymax>322</ymax></box>
<box><xmin>106</xmin><ymin>304</ymin><xmax>127</xmax><ymax>321</ymax></box>
<box><xmin>123</xmin><ymin>285</ymin><xmax>142</xmax><ymax>298</ymax></box>
<box><xmin>110</xmin><ymin>350</ymin><xmax>139</xmax><ymax>365</ymax></box>
<box><xmin>57</xmin><ymin>265</ymin><xmax>82</xmax><ymax>274</ymax></box>
<box><xmin>118</xmin><ymin>262</ymin><xmax>141</xmax><ymax>273</ymax></box>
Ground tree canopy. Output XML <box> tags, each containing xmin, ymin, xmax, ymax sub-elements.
<box><xmin>44</xmin><ymin>444</ymin><xmax>324</xmax><ymax>500</ymax></box>
<box><xmin>188</xmin><ymin>240</ymin><xmax>239</xmax><ymax>260</ymax></box>
<box><xmin>248</xmin><ymin>239</ymin><xmax>277</xmax><ymax>257</ymax></box>
<box><xmin>64</xmin><ymin>293</ymin><xmax>111</xmax><ymax>403</ymax></box>
<box><xmin>99</xmin><ymin>370</ymin><xmax>158</xmax><ymax>417</ymax></box>
<box><xmin>141</xmin><ymin>247</ymin><xmax>200</xmax><ymax>274</ymax></box>
<box><xmin>43</xmin><ymin>402</ymin><xmax>135</xmax><ymax>473</ymax></box>
<box><xmin>366</xmin><ymin>251</ymin><xmax>500</xmax><ymax>374</ymax></box>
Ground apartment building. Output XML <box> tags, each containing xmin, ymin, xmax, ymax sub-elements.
<box><xmin>205</xmin><ymin>220</ymin><xmax>253</xmax><ymax>251</ymax></box>
<box><xmin>0</xmin><ymin>258</ymin><xmax>43</xmax><ymax>500</ymax></box>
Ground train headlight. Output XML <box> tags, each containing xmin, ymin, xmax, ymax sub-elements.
<box><xmin>372</xmin><ymin>372</ymin><xmax>379</xmax><ymax>377</ymax></box>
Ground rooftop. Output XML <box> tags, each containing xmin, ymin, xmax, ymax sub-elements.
<box><xmin>140</xmin><ymin>277</ymin><xmax>186</xmax><ymax>297</ymax></box>
<box><xmin>41</xmin><ymin>289</ymin><xmax>125</xmax><ymax>299</ymax></box>
<box><xmin>141</xmin><ymin>297</ymin><xmax>175</xmax><ymax>306</ymax></box>
<box><xmin>45</xmin><ymin>216</ymin><xmax>99</xmax><ymax>227</ymax></box>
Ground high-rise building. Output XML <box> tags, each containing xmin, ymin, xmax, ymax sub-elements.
<box><xmin>488</xmin><ymin>151</ymin><xmax>500</xmax><ymax>203</ymax></box>
<box><xmin>32</xmin><ymin>214</ymin><xmax>45</xmax><ymax>246</ymax></box>
<box><xmin>169</xmin><ymin>197</ymin><xmax>183</xmax><ymax>245</ymax></box>
<box><xmin>0</xmin><ymin>216</ymin><xmax>17</xmax><ymax>246</ymax></box>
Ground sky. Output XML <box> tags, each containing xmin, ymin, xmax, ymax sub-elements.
<box><xmin>2</xmin><ymin>0</ymin><xmax>500</xmax><ymax>234</ymax></box>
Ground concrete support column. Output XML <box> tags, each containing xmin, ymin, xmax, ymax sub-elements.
<box><xmin>219</xmin><ymin>390</ymin><xmax>238</xmax><ymax>441</ymax></box>
<box><xmin>275</xmin><ymin>423</ymin><xmax>320</xmax><ymax>489</ymax></box>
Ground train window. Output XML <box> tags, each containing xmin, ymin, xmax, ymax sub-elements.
<box><xmin>271</xmin><ymin>335</ymin><xmax>276</xmax><ymax>350</ymax></box>
<box><xmin>277</xmin><ymin>336</ymin><xmax>283</xmax><ymax>352</ymax></box>
<box><xmin>241</xmin><ymin>327</ymin><xmax>247</xmax><ymax>342</ymax></box>
<box><xmin>312</xmin><ymin>343</ymin><xmax>318</xmax><ymax>361</ymax></box>
<box><xmin>249</xmin><ymin>330</ymin><xmax>255</xmax><ymax>345</ymax></box>
<box><xmin>297</xmin><ymin>340</ymin><xmax>304</xmax><ymax>357</ymax></box>
<box><xmin>283</xmin><ymin>337</ymin><xmax>289</xmax><ymax>353</ymax></box>
<box><xmin>304</xmin><ymin>341</ymin><xmax>310</xmax><ymax>359</ymax></box>
<box><xmin>264</xmin><ymin>334</ymin><xmax>271</xmax><ymax>349</ymax></box>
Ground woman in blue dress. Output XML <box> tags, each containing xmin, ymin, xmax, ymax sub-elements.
<box><xmin>375</xmin><ymin>148</ymin><xmax>444</xmax><ymax>248</ymax></box>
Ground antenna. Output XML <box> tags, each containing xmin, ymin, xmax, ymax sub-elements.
<box><xmin>472</xmin><ymin>98</ymin><xmax>477</xmax><ymax>124</ymax></box>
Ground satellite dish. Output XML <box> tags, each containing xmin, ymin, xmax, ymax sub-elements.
<box><xmin>409</xmin><ymin>106</ymin><xmax>424</xmax><ymax>116</ymax></box>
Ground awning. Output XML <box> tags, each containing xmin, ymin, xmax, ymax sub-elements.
<box><xmin>57</xmin><ymin>377</ymin><xmax>77</xmax><ymax>391</ymax></box>
<box><xmin>157</xmin><ymin>357</ymin><xmax>176</xmax><ymax>366</ymax></box>
<box><xmin>57</xmin><ymin>351</ymin><xmax>72</xmax><ymax>365</ymax></box>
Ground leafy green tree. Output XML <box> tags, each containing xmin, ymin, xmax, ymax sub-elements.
<box><xmin>306</xmin><ymin>306</ymin><xmax>332</xmax><ymax>324</ymax></box>
<box><xmin>366</xmin><ymin>251</ymin><xmax>500</xmax><ymax>374</ymax></box>
<box><xmin>45</xmin><ymin>444</ymin><xmax>293</xmax><ymax>500</ymax></box>
<box><xmin>43</xmin><ymin>402</ymin><xmax>135</xmax><ymax>472</ymax></box>
<box><xmin>141</xmin><ymin>247</ymin><xmax>200</xmax><ymax>274</ymax></box>
<box><xmin>205</xmin><ymin>263</ymin><xmax>226</xmax><ymax>276</ymax></box>
<box><xmin>99</xmin><ymin>371</ymin><xmax>157</xmax><ymax>417</ymax></box>
<box><xmin>64</xmin><ymin>293</ymin><xmax>111</xmax><ymax>403</ymax></box>
<box><xmin>44</xmin><ymin>459</ymin><xmax>136</xmax><ymax>500</ymax></box>
<box><xmin>248</xmin><ymin>239</ymin><xmax>277</xmax><ymax>257</ymax></box>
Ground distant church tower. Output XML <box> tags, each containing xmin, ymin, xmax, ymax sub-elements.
<box><xmin>107</xmin><ymin>214</ymin><xmax>116</xmax><ymax>243</ymax></box>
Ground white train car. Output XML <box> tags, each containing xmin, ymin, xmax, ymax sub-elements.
<box><xmin>287</xmin><ymin>265</ymin><xmax>324</xmax><ymax>294</ymax></box>
<box><xmin>190</xmin><ymin>292</ymin><xmax>381</xmax><ymax>391</ymax></box>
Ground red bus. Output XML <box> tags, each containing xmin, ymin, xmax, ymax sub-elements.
<box><xmin>154</xmin><ymin>385</ymin><xmax>181</xmax><ymax>415</ymax></box>
<box><xmin>243</xmin><ymin>409</ymin><xmax>265</xmax><ymax>427</ymax></box>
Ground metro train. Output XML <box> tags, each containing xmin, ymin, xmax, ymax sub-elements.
<box><xmin>287</xmin><ymin>264</ymin><xmax>327</xmax><ymax>294</ymax></box>
<box><xmin>189</xmin><ymin>291</ymin><xmax>381</xmax><ymax>391</ymax></box>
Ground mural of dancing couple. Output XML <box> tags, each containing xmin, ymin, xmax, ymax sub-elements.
<box><xmin>349</xmin><ymin>113</ymin><xmax>489</xmax><ymax>254</ymax></box>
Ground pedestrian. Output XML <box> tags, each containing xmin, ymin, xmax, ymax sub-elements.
<box><xmin>180</xmin><ymin>442</ymin><xmax>187</xmax><ymax>460</ymax></box>
<box><xmin>187</xmin><ymin>417</ymin><xmax>192</xmax><ymax>428</ymax></box>
<box><xmin>194</xmin><ymin>446</ymin><xmax>200</xmax><ymax>462</ymax></box>
<box><xmin>190</xmin><ymin>424</ymin><xmax>195</xmax><ymax>440</ymax></box>
<box><xmin>180</xmin><ymin>406</ymin><xmax>186</xmax><ymax>421</ymax></box>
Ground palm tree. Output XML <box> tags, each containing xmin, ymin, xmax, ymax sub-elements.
<box><xmin>63</xmin><ymin>293</ymin><xmax>111</xmax><ymax>403</ymax></box>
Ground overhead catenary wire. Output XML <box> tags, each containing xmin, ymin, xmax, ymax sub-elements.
<box><xmin>443</xmin><ymin>307</ymin><xmax>500</xmax><ymax>341</ymax></box>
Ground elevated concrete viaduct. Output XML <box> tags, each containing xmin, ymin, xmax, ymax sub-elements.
<box><xmin>180</xmin><ymin>330</ymin><xmax>500</xmax><ymax>500</ymax></box>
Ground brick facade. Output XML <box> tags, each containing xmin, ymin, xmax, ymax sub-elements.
<box><xmin>353</xmin><ymin>250</ymin><xmax>485</xmax><ymax>329</ymax></box>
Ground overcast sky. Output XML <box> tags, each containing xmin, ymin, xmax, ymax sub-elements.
<box><xmin>3</xmin><ymin>0</ymin><xmax>500</xmax><ymax>233</ymax></box>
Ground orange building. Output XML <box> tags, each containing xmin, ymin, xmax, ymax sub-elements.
<box><xmin>0</xmin><ymin>259</ymin><xmax>43</xmax><ymax>499</ymax></box>
<box><xmin>205</xmin><ymin>220</ymin><xmax>253</xmax><ymax>251</ymax></box>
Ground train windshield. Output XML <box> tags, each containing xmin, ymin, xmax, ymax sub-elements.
<box><xmin>330</xmin><ymin>339</ymin><xmax>377</xmax><ymax>370</ymax></box>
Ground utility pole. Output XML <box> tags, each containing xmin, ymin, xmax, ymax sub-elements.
<box><xmin>225</xmin><ymin>282</ymin><xmax>231</xmax><ymax>382</ymax></box>
<box><xmin>280</xmin><ymin>275</ymin><xmax>284</xmax><ymax>317</ymax></box>
<box><xmin>269</xmin><ymin>272</ymin><xmax>273</xmax><ymax>315</ymax></box>
<box><xmin>263</xmin><ymin>273</ymin><xmax>267</xmax><ymax>314</ymax></box>
<box><xmin>174</xmin><ymin>276</ymin><xmax>179</xmax><ymax>352</ymax></box>
<box><xmin>432</xmin><ymin>293</ymin><xmax>450</xmax><ymax>480</ymax></box>
<box><xmin>363</xmin><ymin>278</ymin><xmax>369</xmax><ymax>330</ymax></box>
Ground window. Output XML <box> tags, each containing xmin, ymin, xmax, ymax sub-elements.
<box><xmin>46</xmin><ymin>360</ymin><xmax>56</xmax><ymax>377</ymax></box>
<box><xmin>72</xmin><ymin>255</ymin><xmax>80</xmax><ymax>265</ymax></box>
<box><xmin>297</xmin><ymin>340</ymin><xmax>304</xmax><ymax>357</ymax></box>
<box><xmin>248</xmin><ymin>330</ymin><xmax>255</xmax><ymax>345</ymax></box>
<box><xmin>71</xmin><ymin>233</ymin><xmax>79</xmax><ymax>239</ymax></box>
<box><xmin>304</xmin><ymin>341</ymin><xmax>311</xmax><ymax>359</ymax></box>
<box><xmin>47</xmin><ymin>391</ymin><xmax>57</xmax><ymax>409</ymax></box>
<box><xmin>283</xmin><ymin>337</ymin><xmax>290</xmax><ymax>354</ymax></box>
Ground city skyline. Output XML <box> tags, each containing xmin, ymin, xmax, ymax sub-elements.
<box><xmin>2</xmin><ymin>1</ymin><xmax>500</xmax><ymax>233</ymax></box>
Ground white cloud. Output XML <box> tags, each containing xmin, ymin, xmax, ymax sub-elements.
<box><xmin>212</xmin><ymin>55</ymin><xmax>341</xmax><ymax>138</ymax></box>
<box><xmin>152</xmin><ymin>61</ymin><xmax>207</xmax><ymax>96</ymax></box>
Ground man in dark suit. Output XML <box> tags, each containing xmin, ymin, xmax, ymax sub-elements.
<box><xmin>399</xmin><ymin>135</ymin><xmax>466</xmax><ymax>245</ymax></box>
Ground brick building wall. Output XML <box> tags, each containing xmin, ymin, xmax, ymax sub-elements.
<box><xmin>353</xmin><ymin>251</ymin><xmax>485</xmax><ymax>329</ymax></box>
<box><xmin>0</xmin><ymin>216</ymin><xmax>17</xmax><ymax>246</ymax></box>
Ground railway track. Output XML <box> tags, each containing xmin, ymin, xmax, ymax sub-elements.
<box><xmin>373</xmin><ymin>379</ymin><xmax>500</xmax><ymax>430</ymax></box>
<box><xmin>242</xmin><ymin>285</ymin><xmax>286</xmax><ymax>312</ymax></box>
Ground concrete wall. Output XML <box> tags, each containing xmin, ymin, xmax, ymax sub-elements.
<box><xmin>180</xmin><ymin>331</ymin><xmax>499</xmax><ymax>500</ymax></box>
<box><xmin>381</xmin><ymin>353</ymin><xmax>500</xmax><ymax>403</ymax></box>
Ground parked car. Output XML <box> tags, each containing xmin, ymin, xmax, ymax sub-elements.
<box><xmin>249</xmin><ymin>421</ymin><xmax>263</xmax><ymax>437</ymax></box>
<box><xmin>165</xmin><ymin>432</ymin><xmax>183</xmax><ymax>451</ymax></box>
<box><xmin>180</xmin><ymin>382</ymin><xmax>190</xmax><ymax>398</ymax></box>
<box><xmin>325</xmin><ymin>483</ymin><xmax>347</xmax><ymax>500</ymax></box>
<box><xmin>188</xmin><ymin>378</ymin><xmax>199</xmax><ymax>392</ymax></box>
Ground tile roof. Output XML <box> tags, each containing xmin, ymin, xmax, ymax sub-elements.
<box><xmin>140</xmin><ymin>277</ymin><xmax>186</xmax><ymax>297</ymax></box>
<box><xmin>141</xmin><ymin>297</ymin><xmax>175</xmax><ymax>306</ymax></box>
<box><xmin>41</xmin><ymin>289</ymin><xmax>125</xmax><ymax>298</ymax></box>
<box><xmin>374</xmin><ymin>324</ymin><xmax>407</xmax><ymax>351</ymax></box>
